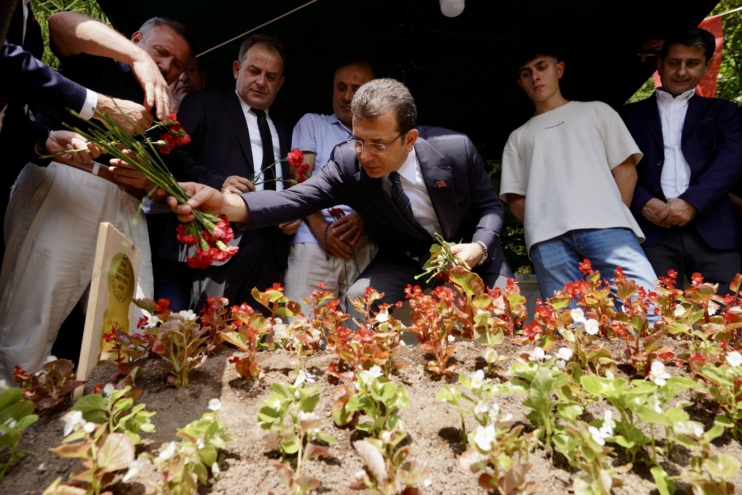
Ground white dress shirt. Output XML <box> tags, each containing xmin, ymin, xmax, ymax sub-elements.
<box><xmin>382</xmin><ymin>148</ymin><xmax>442</xmax><ymax>237</ymax></box>
<box><xmin>235</xmin><ymin>90</ymin><xmax>283</xmax><ymax>191</ymax></box>
<box><xmin>657</xmin><ymin>88</ymin><xmax>694</xmax><ymax>199</ymax></box>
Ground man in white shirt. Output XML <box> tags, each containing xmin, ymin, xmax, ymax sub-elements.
<box><xmin>285</xmin><ymin>61</ymin><xmax>377</xmax><ymax>312</ymax></box>
<box><xmin>501</xmin><ymin>47</ymin><xmax>658</xmax><ymax>300</ymax></box>
<box><xmin>621</xmin><ymin>28</ymin><xmax>742</xmax><ymax>292</ymax></box>
<box><xmin>163</xmin><ymin>35</ymin><xmax>298</xmax><ymax>313</ymax></box>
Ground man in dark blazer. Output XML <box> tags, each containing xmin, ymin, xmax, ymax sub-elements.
<box><xmin>167</xmin><ymin>78</ymin><xmax>513</xmax><ymax>318</ymax></box>
<box><xmin>163</xmin><ymin>34</ymin><xmax>296</xmax><ymax>313</ymax></box>
<box><xmin>620</xmin><ymin>28</ymin><xmax>742</xmax><ymax>291</ymax></box>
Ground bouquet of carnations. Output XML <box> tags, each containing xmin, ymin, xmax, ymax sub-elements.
<box><xmin>47</xmin><ymin>105</ymin><xmax>237</xmax><ymax>268</ymax></box>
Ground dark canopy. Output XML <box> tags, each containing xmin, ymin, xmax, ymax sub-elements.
<box><xmin>98</xmin><ymin>0</ymin><xmax>719</xmax><ymax>158</ymax></box>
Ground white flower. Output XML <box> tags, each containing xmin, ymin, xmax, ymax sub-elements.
<box><xmin>159</xmin><ymin>441</ymin><xmax>177</xmax><ymax>461</ymax></box>
<box><xmin>397</xmin><ymin>421</ymin><xmax>405</xmax><ymax>431</ymax></box>
<box><xmin>208</xmin><ymin>398</ymin><xmax>222</xmax><ymax>411</ymax></box>
<box><xmin>529</xmin><ymin>347</ymin><xmax>548</xmax><ymax>362</ymax></box>
<box><xmin>557</xmin><ymin>347</ymin><xmax>573</xmax><ymax>361</ymax></box>
<box><xmin>122</xmin><ymin>458</ymin><xmax>149</xmax><ymax>482</ymax></box>
<box><xmin>673</xmin><ymin>305</ymin><xmax>686</xmax><ymax>318</ymax></box>
<box><xmin>584</xmin><ymin>319</ymin><xmax>600</xmax><ymax>335</ymax></box>
<box><xmin>146</xmin><ymin>315</ymin><xmax>161</xmax><ymax>329</ymax></box>
<box><xmin>299</xmin><ymin>411</ymin><xmax>318</xmax><ymax>422</ymax></box>
<box><xmin>447</xmin><ymin>335</ymin><xmax>455</xmax><ymax>343</ymax></box>
<box><xmin>197</xmin><ymin>436</ymin><xmax>205</xmax><ymax>450</ymax></box>
<box><xmin>424</xmin><ymin>478</ymin><xmax>432</xmax><ymax>488</ymax></box>
<box><xmin>103</xmin><ymin>383</ymin><xmax>115</xmax><ymax>397</ymax></box>
<box><xmin>354</xmin><ymin>470</ymin><xmax>367</xmax><ymax>480</ymax></box>
<box><xmin>571</xmin><ymin>308</ymin><xmax>586</xmax><ymax>324</ymax></box>
<box><xmin>605</xmin><ymin>371</ymin><xmax>615</xmax><ymax>380</ymax></box>
<box><xmin>45</xmin><ymin>355</ymin><xmax>58</xmax><ymax>364</ymax></box>
<box><xmin>589</xmin><ymin>411</ymin><xmax>614</xmax><ymax>445</ymax></box>
<box><xmin>489</xmin><ymin>403</ymin><xmax>501</xmax><ymax>419</ymax></box>
<box><xmin>675</xmin><ymin>420</ymin><xmax>705</xmax><ymax>439</ymax></box>
<box><xmin>470</xmin><ymin>369</ymin><xmax>485</xmax><ymax>389</ymax></box>
<box><xmin>474</xmin><ymin>401</ymin><xmax>489</xmax><ymax>415</ymax></box>
<box><xmin>554</xmin><ymin>360</ymin><xmax>566</xmax><ymax>369</ymax></box>
<box><xmin>375</xmin><ymin>307</ymin><xmax>390</xmax><ymax>323</ymax></box>
<box><xmin>61</xmin><ymin>410</ymin><xmax>85</xmax><ymax>437</ymax></box>
<box><xmin>474</xmin><ymin>424</ymin><xmax>496</xmax><ymax>451</ymax></box>
<box><xmin>179</xmin><ymin>309</ymin><xmax>197</xmax><ymax>321</ymax></box>
<box><xmin>381</xmin><ymin>431</ymin><xmax>392</xmax><ymax>442</ymax></box>
<box><xmin>83</xmin><ymin>422</ymin><xmax>96</xmax><ymax>433</ymax></box>
<box><xmin>647</xmin><ymin>393</ymin><xmax>662</xmax><ymax>413</ymax></box>
<box><xmin>294</xmin><ymin>369</ymin><xmax>316</xmax><ymax>387</ymax></box>
<box><xmin>358</xmin><ymin>365</ymin><xmax>383</xmax><ymax>385</ymax></box>
<box><xmin>272</xmin><ymin>399</ymin><xmax>282</xmax><ymax>410</ymax></box>
<box><xmin>37</xmin><ymin>463</ymin><xmax>46</xmax><ymax>472</ymax></box>
<box><xmin>483</xmin><ymin>347</ymin><xmax>497</xmax><ymax>364</ymax></box>
<box><xmin>726</xmin><ymin>351</ymin><xmax>742</xmax><ymax>368</ymax></box>
<box><xmin>212</xmin><ymin>461</ymin><xmax>220</xmax><ymax>478</ymax></box>
<box><xmin>708</xmin><ymin>302</ymin><xmax>719</xmax><ymax>316</ymax></box>
<box><xmin>649</xmin><ymin>360</ymin><xmax>671</xmax><ymax>386</ymax></box>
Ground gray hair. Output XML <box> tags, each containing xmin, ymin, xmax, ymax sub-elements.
<box><xmin>351</xmin><ymin>78</ymin><xmax>417</xmax><ymax>134</ymax></box>
<box><xmin>139</xmin><ymin>17</ymin><xmax>194</xmax><ymax>51</ymax></box>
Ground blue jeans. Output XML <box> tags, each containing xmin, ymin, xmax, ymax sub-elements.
<box><xmin>530</xmin><ymin>228</ymin><xmax>658</xmax><ymax>302</ymax></box>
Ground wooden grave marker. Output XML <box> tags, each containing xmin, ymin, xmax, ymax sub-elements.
<box><xmin>73</xmin><ymin>222</ymin><xmax>141</xmax><ymax>400</ymax></box>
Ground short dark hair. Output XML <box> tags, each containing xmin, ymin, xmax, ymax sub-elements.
<box><xmin>351</xmin><ymin>78</ymin><xmax>417</xmax><ymax>134</ymax></box>
<box><xmin>660</xmin><ymin>28</ymin><xmax>715</xmax><ymax>62</ymax></box>
<box><xmin>335</xmin><ymin>59</ymin><xmax>376</xmax><ymax>79</ymax></box>
<box><xmin>139</xmin><ymin>17</ymin><xmax>194</xmax><ymax>52</ymax></box>
<box><xmin>515</xmin><ymin>45</ymin><xmax>560</xmax><ymax>77</ymax></box>
<box><xmin>238</xmin><ymin>34</ymin><xmax>286</xmax><ymax>73</ymax></box>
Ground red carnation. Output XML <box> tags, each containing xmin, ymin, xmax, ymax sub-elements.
<box><xmin>176</xmin><ymin>224</ymin><xmax>199</xmax><ymax>245</ymax></box>
<box><xmin>186</xmin><ymin>247</ymin><xmax>213</xmax><ymax>269</ymax></box>
<box><xmin>288</xmin><ymin>148</ymin><xmax>304</xmax><ymax>167</ymax></box>
<box><xmin>158</xmin><ymin>132</ymin><xmax>176</xmax><ymax>154</ymax></box>
<box><xmin>328</xmin><ymin>208</ymin><xmax>345</xmax><ymax>218</ymax></box>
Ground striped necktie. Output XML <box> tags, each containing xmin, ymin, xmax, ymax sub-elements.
<box><xmin>389</xmin><ymin>171</ymin><xmax>427</xmax><ymax>234</ymax></box>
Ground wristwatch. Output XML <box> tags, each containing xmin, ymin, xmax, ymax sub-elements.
<box><xmin>474</xmin><ymin>240</ymin><xmax>489</xmax><ymax>266</ymax></box>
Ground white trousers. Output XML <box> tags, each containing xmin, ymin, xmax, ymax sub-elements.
<box><xmin>0</xmin><ymin>163</ymin><xmax>153</xmax><ymax>381</ymax></box>
<box><xmin>284</xmin><ymin>238</ymin><xmax>376</xmax><ymax>314</ymax></box>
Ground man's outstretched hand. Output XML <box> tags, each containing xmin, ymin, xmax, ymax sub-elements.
<box><xmin>451</xmin><ymin>242</ymin><xmax>484</xmax><ymax>268</ymax></box>
<box><xmin>166</xmin><ymin>182</ymin><xmax>249</xmax><ymax>224</ymax></box>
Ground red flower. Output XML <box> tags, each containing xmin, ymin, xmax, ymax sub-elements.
<box><xmin>613</xmin><ymin>266</ymin><xmax>625</xmax><ymax>281</ymax></box>
<box><xmin>158</xmin><ymin>132</ymin><xmax>176</xmax><ymax>154</ymax></box>
<box><xmin>103</xmin><ymin>328</ymin><xmax>116</xmax><ymax>343</ymax></box>
<box><xmin>578</xmin><ymin>259</ymin><xmax>593</xmax><ymax>276</ymax></box>
<box><xmin>295</xmin><ymin>163</ymin><xmax>311</xmax><ymax>184</ymax></box>
<box><xmin>328</xmin><ymin>208</ymin><xmax>345</xmax><ymax>218</ymax></box>
<box><xmin>271</xmin><ymin>283</ymin><xmax>284</xmax><ymax>292</ymax></box>
<box><xmin>176</xmin><ymin>224</ymin><xmax>199</xmax><ymax>245</ymax></box>
<box><xmin>211</xmin><ymin>245</ymin><xmax>238</xmax><ymax>262</ymax></box>
<box><xmin>436</xmin><ymin>271</ymin><xmax>450</xmax><ymax>282</ymax></box>
<box><xmin>93</xmin><ymin>384</ymin><xmax>103</xmax><ymax>394</ymax></box>
<box><xmin>691</xmin><ymin>272</ymin><xmax>704</xmax><ymax>286</ymax></box>
<box><xmin>287</xmin><ymin>148</ymin><xmax>305</xmax><ymax>168</ymax></box>
<box><xmin>667</xmin><ymin>269</ymin><xmax>678</xmax><ymax>279</ymax></box>
<box><xmin>137</xmin><ymin>316</ymin><xmax>148</xmax><ymax>329</ymax></box>
<box><xmin>155</xmin><ymin>299</ymin><xmax>171</xmax><ymax>313</ymax></box>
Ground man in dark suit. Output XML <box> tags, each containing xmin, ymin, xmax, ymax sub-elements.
<box><xmin>163</xmin><ymin>35</ymin><xmax>297</xmax><ymax>312</ymax></box>
<box><xmin>168</xmin><ymin>78</ymin><xmax>512</xmax><ymax>317</ymax></box>
<box><xmin>620</xmin><ymin>28</ymin><xmax>742</xmax><ymax>291</ymax></box>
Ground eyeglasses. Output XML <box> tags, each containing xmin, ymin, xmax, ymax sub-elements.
<box><xmin>350</xmin><ymin>132</ymin><xmax>405</xmax><ymax>154</ymax></box>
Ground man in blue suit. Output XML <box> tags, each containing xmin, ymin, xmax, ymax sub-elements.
<box><xmin>620</xmin><ymin>28</ymin><xmax>742</xmax><ymax>291</ymax></box>
<box><xmin>167</xmin><ymin>78</ymin><xmax>512</xmax><ymax>319</ymax></box>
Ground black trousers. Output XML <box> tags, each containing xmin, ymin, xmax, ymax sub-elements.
<box><xmin>642</xmin><ymin>226</ymin><xmax>741</xmax><ymax>294</ymax></box>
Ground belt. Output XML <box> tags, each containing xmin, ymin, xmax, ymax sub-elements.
<box><xmin>62</xmin><ymin>161</ymin><xmax>145</xmax><ymax>201</ymax></box>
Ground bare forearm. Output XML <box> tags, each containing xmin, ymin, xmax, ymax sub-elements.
<box><xmin>506</xmin><ymin>194</ymin><xmax>526</xmax><ymax>224</ymax></box>
<box><xmin>305</xmin><ymin>210</ymin><xmax>329</xmax><ymax>241</ymax></box>
<box><xmin>222</xmin><ymin>193</ymin><xmax>250</xmax><ymax>224</ymax></box>
<box><xmin>612</xmin><ymin>164</ymin><xmax>637</xmax><ymax>207</ymax></box>
<box><xmin>49</xmin><ymin>12</ymin><xmax>145</xmax><ymax>65</ymax></box>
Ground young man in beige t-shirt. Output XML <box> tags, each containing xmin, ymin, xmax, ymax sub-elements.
<box><xmin>500</xmin><ymin>47</ymin><xmax>657</xmax><ymax>300</ymax></box>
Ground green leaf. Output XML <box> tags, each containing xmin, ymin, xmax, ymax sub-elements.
<box><xmin>704</xmin><ymin>454</ymin><xmax>741</xmax><ymax>480</ymax></box>
<box><xmin>650</xmin><ymin>467</ymin><xmax>676</xmax><ymax>495</ymax></box>
<box><xmin>300</xmin><ymin>393</ymin><xmax>320</xmax><ymax>413</ymax></box>
<box><xmin>0</xmin><ymin>388</ymin><xmax>23</xmax><ymax>412</ymax></box>
<box><xmin>449</xmin><ymin>266</ymin><xmax>485</xmax><ymax>298</ymax></box>
<box><xmin>257</xmin><ymin>406</ymin><xmax>280</xmax><ymax>429</ymax></box>
<box><xmin>198</xmin><ymin>446</ymin><xmax>217</xmax><ymax>466</ymax></box>
<box><xmin>661</xmin><ymin>377</ymin><xmax>697</xmax><ymax>401</ymax></box>
<box><xmin>97</xmin><ymin>433</ymin><xmax>135</xmax><ymax>472</ymax></box>
<box><xmin>635</xmin><ymin>406</ymin><xmax>673</xmax><ymax>427</ymax></box>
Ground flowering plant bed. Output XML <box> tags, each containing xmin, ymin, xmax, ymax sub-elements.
<box><xmin>1</xmin><ymin>265</ymin><xmax>742</xmax><ymax>494</ymax></box>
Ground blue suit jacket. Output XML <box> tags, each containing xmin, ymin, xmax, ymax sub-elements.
<box><xmin>620</xmin><ymin>92</ymin><xmax>742</xmax><ymax>250</ymax></box>
<box><xmin>241</xmin><ymin>126</ymin><xmax>514</xmax><ymax>284</ymax></box>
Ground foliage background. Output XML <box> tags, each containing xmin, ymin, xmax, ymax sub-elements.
<box><xmin>27</xmin><ymin>0</ymin><xmax>742</xmax><ymax>274</ymax></box>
